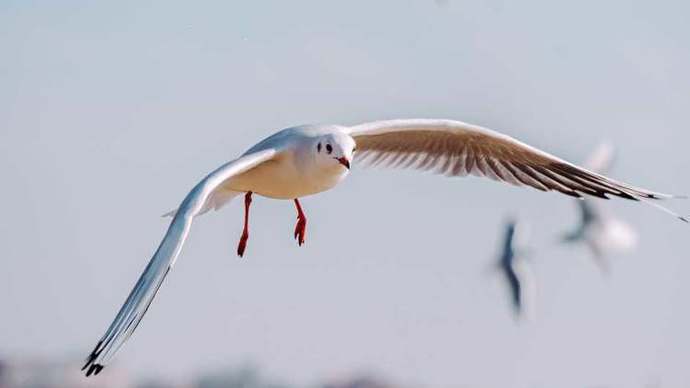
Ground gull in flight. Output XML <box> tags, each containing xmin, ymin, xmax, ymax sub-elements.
<box><xmin>83</xmin><ymin>119</ymin><xmax>685</xmax><ymax>376</ymax></box>
<box><xmin>494</xmin><ymin>219</ymin><xmax>535</xmax><ymax>318</ymax></box>
<box><xmin>561</xmin><ymin>144</ymin><xmax>638</xmax><ymax>274</ymax></box>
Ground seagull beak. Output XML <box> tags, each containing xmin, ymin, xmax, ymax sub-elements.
<box><xmin>336</xmin><ymin>157</ymin><xmax>350</xmax><ymax>170</ymax></box>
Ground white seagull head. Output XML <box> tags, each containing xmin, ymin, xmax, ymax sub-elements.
<box><xmin>313</xmin><ymin>131</ymin><xmax>355</xmax><ymax>171</ymax></box>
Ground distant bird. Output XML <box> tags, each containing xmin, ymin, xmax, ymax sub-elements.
<box><xmin>494</xmin><ymin>219</ymin><xmax>535</xmax><ymax>317</ymax></box>
<box><xmin>561</xmin><ymin>144</ymin><xmax>639</xmax><ymax>274</ymax></box>
<box><xmin>83</xmin><ymin>119</ymin><xmax>686</xmax><ymax>377</ymax></box>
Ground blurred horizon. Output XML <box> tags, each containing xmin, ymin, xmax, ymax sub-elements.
<box><xmin>2</xmin><ymin>1</ymin><xmax>690</xmax><ymax>387</ymax></box>
<box><xmin>0</xmin><ymin>356</ymin><xmax>403</xmax><ymax>388</ymax></box>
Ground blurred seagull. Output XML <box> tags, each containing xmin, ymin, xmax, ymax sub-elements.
<box><xmin>495</xmin><ymin>219</ymin><xmax>535</xmax><ymax>317</ymax></box>
<box><xmin>83</xmin><ymin>119</ymin><xmax>686</xmax><ymax>377</ymax></box>
<box><xmin>562</xmin><ymin>144</ymin><xmax>638</xmax><ymax>274</ymax></box>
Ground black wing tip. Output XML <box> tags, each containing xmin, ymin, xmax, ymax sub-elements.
<box><xmin>84</xmin><ymin>363</ymin><xmax>104</xmax><ymax>377</ymax></box>
<box><xmin>652</xmin><ymin>193</ymin><xmax>688</xmax><ymax>200</ymax></box>
<box><xmin>646</xmin><ymin>193</ymin><xmax>687</xmax><ymax>200</ymax></box>
<box><xmin>82</xmin><ymin>341</ymin><xmax>105</xmax><ymax>377</ymax></box>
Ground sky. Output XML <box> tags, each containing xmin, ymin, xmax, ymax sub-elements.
<box><xmin>1</xmin><ymin>1</ymin><xmax>690</xmax><ymax>387</ymax></box>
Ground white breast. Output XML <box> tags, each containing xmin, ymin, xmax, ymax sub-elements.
<box><xmin>226</xmin><ymin>150</ymin><xmax>349</xmax><ymax>199</ymax></box>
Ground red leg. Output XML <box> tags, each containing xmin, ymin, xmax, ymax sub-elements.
<box><xmin>294</xmin><ymin>198</ymin><xmax>307</xmax><ymax>246</ymax></box>
<box><xmin>237</xmin><ymin>191</ymin><xmax>253</xmax><ymax>257</ymax></box>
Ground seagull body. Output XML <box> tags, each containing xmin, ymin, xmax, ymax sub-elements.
<box><xmin>230</xmin><ymin>126</ymin><xmax>354</xmax><ymax>199</ymax></box>
<box><xmin>83</xmin><ymin>119</ymin><xmax>684</xmax><ymax>376</ymax></box>
<box><xmin>562</xmin><ymin>144</ymin><xmax>638</xmax><ymax>273</ymax></box>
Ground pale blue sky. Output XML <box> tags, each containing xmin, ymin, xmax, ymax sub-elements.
<box><xmin>2</xmin><ymin>1</ymin><xmax>690</xmax><ymax>387</ymax></box>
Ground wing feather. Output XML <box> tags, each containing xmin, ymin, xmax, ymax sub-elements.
<box><xmin>82</xmin><ymin>149</ymin><xmax>277</xmax><ymax>377</ymax></box>
<box><xmin>347</xmin><ymin>119</ymin><xmax>685</xmax><ymax>220</ymax></box>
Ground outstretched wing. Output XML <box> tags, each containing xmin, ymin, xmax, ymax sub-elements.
<box><xmin>504</xmin><ymin>264</ymin><xmax>522</xmax><ymax>314</ymax></box>
<box><xmin>347</xmin><ymin>119</ymin><xmax>685</xmax><ymax>221</ymax></box>
<box><xmin>83</xmin><ymin>149</ymin><xmax>277</xmax><ymax>377</ymax></box>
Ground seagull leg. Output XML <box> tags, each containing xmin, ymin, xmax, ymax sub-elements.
<box><xmin>237</xmin><ymin>191</ymin><xmax>253</xmax><ymax>257</ymax></box>
<box><xmin>293</xmin><ymin>198</ymin><xmax>307</xmax><ymax>246</ymax></box>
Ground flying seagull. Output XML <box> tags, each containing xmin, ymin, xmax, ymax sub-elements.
<box><xmin>83</xmin><ymin>119</ymin><xmax>685</xmax><ymax>376</ymax></box>
<box><xmin>561</xmin><ymin>144</ymin><xmax>638</xmax><ymax>274</ymax></box>
<box><xmin>494</xmin><ymin>219</ymin><xmax>535</xmax><ymax>317</ymax></box>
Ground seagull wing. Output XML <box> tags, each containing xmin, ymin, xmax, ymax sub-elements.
<box><xmin>347</xmin><ymin>119</ymin><xmax>685</xmax><ymax>221</ymax></box>
<box><xmin>504</xmin><ymin>264</ymin><xmax>522</xmax><ymax>314</ymax></box>
<box><xmin>83</xmin><ymin>149</ymin><xmax>277</xmax><ymax>377</ymax></box>
<box><xmin>578</xmin><ymin>198</ymin><xmax>601</xmax><ymax>225</ymax></box>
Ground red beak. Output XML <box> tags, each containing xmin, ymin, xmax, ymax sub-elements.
<box><xmin>336</xmin><ymin>157</ymin><xmax>350</xmax><ymax>170</ymax></box>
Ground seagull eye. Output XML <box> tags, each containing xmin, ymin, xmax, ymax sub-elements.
<box><xmin>352</xmin><ymin>147</ymin><xmax>357</xmax><ymax>153</ymax></box>
<box><xmin>317</xmin><ymin>143</ymin><xmax>322</xmax><ymax>153</ymax></box>
<box><xmin>326</xmin><ymin>144</ymin><xmax>333</xmax><ymax>154</ymax></box>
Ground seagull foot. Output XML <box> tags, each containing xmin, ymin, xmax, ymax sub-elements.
<box><xmin>237</xmin><ymin>191</ymin><xmax>252</xmax><ymax>258</ymax></box>
<box><xmin>237</xmin><ymin>231</ymin><xmax>249</xmax><ymax>257</ymax></box>
<box><xmin>294</xmin><ymin>216</ymin><xmax>306</xmax><ymax>246</ymax></box>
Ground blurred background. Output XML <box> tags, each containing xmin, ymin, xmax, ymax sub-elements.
<box><xmin>2</xmin><ymin>1</ymin><xmax>689</xmax><ymax>387</ymax></box>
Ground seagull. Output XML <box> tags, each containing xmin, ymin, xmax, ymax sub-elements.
<box><xmin>494</xmin><ymin>219</ymin><xmax>534</xmax><ymax>317</ymax></box>
<box><xmin>561</xmin><ymin>144</ymin><xmax>638</xmax><ymax>274</ymax></box>
<box><xmin>83</xmin><ymin>119</ymin><xmax>686</xmax><ymax>376</ymax></box>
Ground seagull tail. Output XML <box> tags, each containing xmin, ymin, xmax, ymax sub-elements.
<box><xmin>161</xmin><ymin>189</ymin><xmax>242</xmax><ymax>218</ymax></box>
<box><xmin>161</xmin><ymin>209</ymin><xmax>177</xmax><ymax>218</ymax></box>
